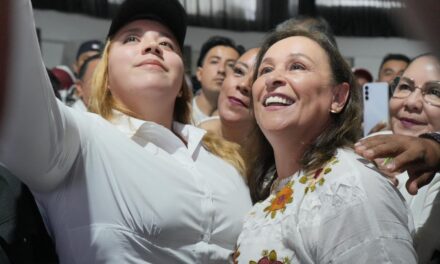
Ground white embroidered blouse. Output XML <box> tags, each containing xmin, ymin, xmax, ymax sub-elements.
<box><xmin>235</xmin><ymin>149</ymin><xmax>417</xmax><ymax>264</ymax></box>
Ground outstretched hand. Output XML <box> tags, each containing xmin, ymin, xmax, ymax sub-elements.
<box><xmin>355</xmin><ymin>134</ymin><xmax>440</xmax><ymax>195</ymax></box>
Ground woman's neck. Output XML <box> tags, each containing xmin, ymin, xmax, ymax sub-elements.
<box><xmin>269</xmin><ymin>132</ymin><xmax>308</xmax><ymax>179</ymax></box>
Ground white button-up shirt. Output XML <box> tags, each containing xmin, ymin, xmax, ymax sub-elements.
<box><xmin>1</xmin><ymin>1</ymin><xmax>252</xmax><ymax>263</ymax></box>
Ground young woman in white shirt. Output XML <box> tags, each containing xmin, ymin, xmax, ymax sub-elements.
<box><xmin>1</xmin><ymin>0</ymin><xmax>252</xmax><ymax>263</ymax></box>
<box><xmin>233</xmin><ymin>29</ymin><xmax>416</xmax><ymax>263</ymax></box>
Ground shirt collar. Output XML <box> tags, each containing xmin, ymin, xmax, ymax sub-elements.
<box><xmin>110</xmin><ymin>110</ymin><xmax>206</xmax><ymax>158</ymax></box>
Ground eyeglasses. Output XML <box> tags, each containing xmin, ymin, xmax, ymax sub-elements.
<box><xmin>390</xmin><ymin>76</ymin><xmax>440</xmax><ymax>107</ymax></box>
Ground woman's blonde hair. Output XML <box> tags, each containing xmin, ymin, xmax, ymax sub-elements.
<box><xmin>88</xmin><ymin>39</ymin><xmax>246</xmax><ymax>177</ymax></box>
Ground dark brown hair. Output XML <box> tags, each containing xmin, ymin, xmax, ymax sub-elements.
<box><xmin>247</xmin><ymin>29</ymin><xmax>362</xmax><ymax>203</ymax></box>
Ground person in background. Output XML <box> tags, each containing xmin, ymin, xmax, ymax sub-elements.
<box><xmin>192</xmin><ymin>36</ymin><xmax>243</xmax><ymax>125</ymax></box>
<box><xmin>199</xmin><ymin>48</ymin><xmax>259</xmax><ymax>147</ymax></box>
<box><xmin>71</xmin><ymin>54</ymin><xmax>101</xmax><ymax>111</ymax></box>
<box><xmin>234</xmin><ymin>28</ymin><xmax>416</xmax><ymax>263</ymax></box>
<box><xmin>71</xmin><ymin>39</ymin><xmax>103</xmax><ymax>76</ymax></box>
<box><xmin>49</xmin><ymin>65</ymin><xmax>76</xmax><ymax>102</ymax></box>
<box><xmin>358</xmin><ymin>54</ymin><xmax>440</xmax><ymax>263</ymax></box>
<box><xmin>1</xmin><ymin>0</ymin><xmax>252</xmax><ymax>263</ymax></box>
<box><xmin>377</xmin><ymin>53</ymin><xmax>410</xmax><ymax>84</ymax></box>
<box><xmin>355</xmin><ymin>0</ymin><xmax>440</xmax><ymax>199</ymax></box>
<box><xmin>353</xmin><ymin>67</ymin><xmax>373</xmax><ymax>89</ymax></box>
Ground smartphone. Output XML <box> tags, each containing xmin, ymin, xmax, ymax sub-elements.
<box><xmin>362</xmin><ymin>82</ymin><xmax>389</xmax><ymax>136</ymax></box>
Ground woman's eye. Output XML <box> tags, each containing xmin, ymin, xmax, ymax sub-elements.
<box><xmin>397</xmin><ymin>83</ymin><xmax>411</xmax><ymax>91</ymax></box>
<box><xmin>289</xmin><ymin>63</ymin><xmax>305</xmax><ymax>71</ymax></box>
<box><xmin>258</xmin><ymin>66</ymin><xmax>273</xmax><ymax>76</ymax></box>
<box><xmin>233</xmin><ymin>67</ymin><xmax>245</xmax><ymax>76</ymax></box>
<box><xmin>123</xmin><ymin>35</ymin><xmax>138</xmax><ymax>43</ymax></box>
<box><xmin>159</xmin><ymin>41</ymin><xmax>175</xmax><ymax>51</ymax></box>
<box><xmin>427</xmin><ymin>86</ymin><xmax>440</xmax><ymax>98</ymax></box>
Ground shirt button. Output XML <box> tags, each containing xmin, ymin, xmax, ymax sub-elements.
<box><xmin>201</xmin><ymin>233</ymin><xmax>210</xmax><ymax>242</ymax></box>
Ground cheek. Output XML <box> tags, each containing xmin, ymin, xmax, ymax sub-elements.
<box><xmin>426</xmin><ymin>109</ymin><xmax>440</xmax><ymax>131</ymax></box>
<box><xmin>222</xmin><ymin>77</ymin><xmax>236</xmax><ymax>92</ymax></box>
<box><xmin>389</xmin><ymin>98</ymin><xmax>402</xmax><ymax>117</ymax></box>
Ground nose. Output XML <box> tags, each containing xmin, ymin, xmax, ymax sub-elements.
<box><xmin>403</xmin><ymin>89</ymin><xmax>423</xmax><ymax>113</ymax></box>
<box><xmin>142</xmin><ymin>41</ymin><xmax>163</xmax><ymax>57</ymax></box>
<box><xmin>264</xmin><ymin>72</ymin><xmax>286</xmax><ymax>91</ymax></box>
<box><xmin>236</xmin><ymin>76</ymin><xmax>251</xmax><ymax>96</ymax></box>
<box><xmin>218</xmin><ymin>62</ymin><xmax>226</xmax><ymax>76</ymax></box>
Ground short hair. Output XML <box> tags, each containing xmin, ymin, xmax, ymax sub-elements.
<box><xmin>196</xmin><ymin>36</ymin><xmax>244</xmax><ymax>67</ymax></box>
<box><xmin>379</xmin><ymin>53</ymin><xmax>410</xmax><ymax>71</ymax></box>
<box><xmin>77</xmin><ymin>54</ymin><xmax>101</xmax><ymax>80</ymax></box>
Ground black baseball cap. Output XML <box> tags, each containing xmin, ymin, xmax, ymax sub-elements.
<box><xmin>76</xmin><ymin>40</ymin><xmax>104</xmax><ymax>60</ymax></box>
<box><xmin>107</xmin><ymin>0</ymin><xmax>187</xmax><ymax>50</ymax></box>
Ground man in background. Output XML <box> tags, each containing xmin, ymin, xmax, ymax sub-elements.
<box><xmin>192</xmin><ymin>36</ymin><xmax>243</xmax><ymax>125</ymax></box>
<box><xmin>377</xmin><ymin>53</ymin><xmax>410</xmax><ymax>83</ymax></box>
<box><xmin>71</xmin><ymin>54</ymin><xmax>101</xmax><ymax>112</ymax></box>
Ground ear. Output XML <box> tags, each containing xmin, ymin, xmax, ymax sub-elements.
<box><xmin>196</xmin><ymin>67</ymin><xmax>203</xmax><ymax>82</ymax></box>
<box><xmin>75</xmin><ymin>82</ymin><xmax>84</xmax><ymax>98</ymax></box>
<box><xmin>330</xmin><ymin>82</ymin><xmax>350</xmax><ymax>113</ymax></box>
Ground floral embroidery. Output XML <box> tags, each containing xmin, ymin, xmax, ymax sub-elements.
<box><xmin>264</xmin><ymin>181</ymin><xmax>294</xmax><ymax>219</ymax></box>
<box><xmin>232</xmin><ymin>244</ymin><xmax>240</xmax><ymax>264</ymax></box>
<box><xmin>249</xmin><ymin>249</ymin><xmax>291</xmax><ymax>264</ymax></box>
<box><xmin>299</xmin><ymin>156</ymin><xmax>338</xmax><ymax>194</ymax></box>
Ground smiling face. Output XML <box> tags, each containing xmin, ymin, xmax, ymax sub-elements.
<box><xmin>252</xmin><ymin>36</ymin><xmax>341</xmax><ymax>144</ymax></box>
<box><xmin>218</xmin><ymin>48</ymin><xmax>259</xmax><ymax>125</ymax></box>
<box><xmin>107</xmin><ymin>19</ymin><xmax>184</xmax><ymax>117</ymax></box>
<box><xmin>390</xmin><ymin>55</ymin><xmax>440</xmax><ymax>136</ymax></box>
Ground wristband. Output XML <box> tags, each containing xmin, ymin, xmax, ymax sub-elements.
<box><xmin>419</xmin><ymin>132</ymin><xmax>440</xmax><ymax>145</ymax></box>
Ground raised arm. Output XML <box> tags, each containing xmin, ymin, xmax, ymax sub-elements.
<box><xmin>0</xmin><ymin>0</ymin><xmax>80</xmax><ymax>191</ymax></box>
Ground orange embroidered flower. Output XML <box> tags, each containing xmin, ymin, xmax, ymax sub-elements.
<box><xmin>264</xmin><ymin>181</ymin><xmax>294</xmax><ymax>219</ymax></box>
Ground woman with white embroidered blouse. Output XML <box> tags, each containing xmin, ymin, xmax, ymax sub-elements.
<box><xmin>0</xmin><ymin>0</ymin><xmax>252</xmax><ymax>263</ymax></box>
<box><xmin>233</xmin><ymin>29</ymin><xmax>416</xmax><ymax>263</ymax></box>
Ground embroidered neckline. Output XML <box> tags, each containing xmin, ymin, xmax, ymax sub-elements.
<box><xmin>270</xmin><ymin>171</ymin><xmax>298</xmax><ymax>194</ymax></box>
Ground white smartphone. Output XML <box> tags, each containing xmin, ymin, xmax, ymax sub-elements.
<box><xmin>362</xmin><ymin>82</ymin><xmax>389</xmax><ymax>137</ymax></box>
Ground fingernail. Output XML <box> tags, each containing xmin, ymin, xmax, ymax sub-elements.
<box><xmin>386</xmin><ymin>162</ymin><xmax>395</xmax><ymax>171</ymax></box>
<box><xmin>365</xmin><ymin>150</ymin><xmax>374</xmax><ymax>157</ymax></box>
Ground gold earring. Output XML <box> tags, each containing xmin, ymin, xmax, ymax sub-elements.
<box><xmin>330</xmin><ymin>109</ymin><xmax>338</xmax><ymax>113</ymax></box>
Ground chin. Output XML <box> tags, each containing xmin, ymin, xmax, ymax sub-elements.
<box><xmin>393</xmin><ymin>127</ymin><xmax>426</xmax><ymax>137</ymax></box>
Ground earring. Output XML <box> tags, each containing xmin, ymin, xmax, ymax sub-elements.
<box><xmin>330</xmin><ymin>109</ymin><xmax>339</xmax><ymax>114</ymax></box>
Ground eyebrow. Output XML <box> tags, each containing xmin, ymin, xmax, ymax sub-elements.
<box><xmin>235</xmin><ymin>61</ymin><xmax>249</xmax><ymax>69</ymax></box>
<box><xmin>400</xmin><ymin>76</ymin><xmax>415</xmax><ymax>86</ymax></box>
<box><xmin>118</xmin><ymin>27</ymin><xmax>174</xmax><ymax>40</ymax></box>
<box><xmin>261</xmin><ymin>52</ymin><xmax>315</xmax><ymax>65</ymax></box>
